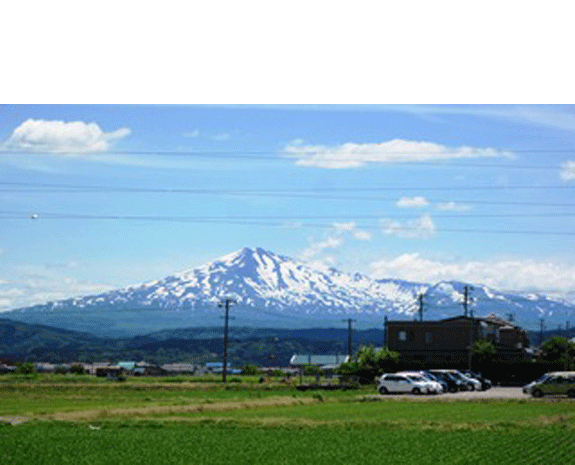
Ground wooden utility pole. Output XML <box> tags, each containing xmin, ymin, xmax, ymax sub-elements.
<box><xmin>343</xmin><ymin>318</ymin><xmax>356</xmax><ymax>359</ymax></box>
<box><xmin>219</xmin><ymin>298</ymin><xmax>235</xmax><ymax>383</ymax></box>
<box><xmin>383</xmin><ymin>316</ymin><xmax>388</xmax><ymax>348</ymax></box>
<box><xmin>418</xmin><ymin>294</ymin><xmax>424</xmax><ymax>322</ymax></box>
<box><xmin>463</xmin><ymin>285</ymin><xmax>473</xmax><ymax>317</ymax></box>
<box><xmin>463</xmin><ymin>285</ymin><xmax>474</xmax><ymax>371</ymax></box>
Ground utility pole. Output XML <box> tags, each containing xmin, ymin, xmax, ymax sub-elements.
<box><xmin>418</xmin><ymin>294</ymin><xmax>424</xmax><ymax>322</ymax></box>
<box><xmin>462</xmin><ymin>285</ymin><xmax>473</xmax><ymax>317</ymax></box>
<box><xmin>383</xmin><ymin>316</ymin><xmax>388</xmax><ymax>349</ymax></box>
<box><xmin>218</xmin><ymin>298</ymin><xmax>235</xmax><ymax>383</ymax></box>
<box><xmin>539</xmin><ymin>318</ymin><xmax>545</xmax><ymax>347</ymax></box>
<box><xmin>343</xmin><ymin>318</ymin><xmax>356</xmax><ymax>359</ymax></box>
<box><xmin>463</xmin><ymin>285</ymin><xmax>474</xmax><ymax>371</ymax></box>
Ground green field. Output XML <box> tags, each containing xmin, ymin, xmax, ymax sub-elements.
<box><xmin>1</xmin><ymin>375</ymin><xmax>574</xmax><ymax>464</ymax></box>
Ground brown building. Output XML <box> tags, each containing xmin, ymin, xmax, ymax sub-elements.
<box><xmin>385</xmin><ymin>315</ymin><xmax>529</xmax><ymax>366</ymax></box>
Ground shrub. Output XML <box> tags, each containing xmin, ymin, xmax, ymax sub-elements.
<box><xmin>241</xmin><ymin>364</ymin><xmax>262</xmax><ymax>376</ymax></box>
<box><xmin>335</xmin><ymin>346</ymin><xmax>399</xmax><ymax>384</ymax></box>
<box><xmin>16</xmin><ymin>362</ymin><xmax>35</xmax><ymax>374</ymax></box>
<box><xmin>70</xmin><ymin>364</ymin><xmax>86</xmax><ymax>375</ymax></box>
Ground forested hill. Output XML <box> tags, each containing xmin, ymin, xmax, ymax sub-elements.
<box><xmin>0</xmin><ymin>319</ymin><xmax>382</xmax><ymax>366</ymax></box>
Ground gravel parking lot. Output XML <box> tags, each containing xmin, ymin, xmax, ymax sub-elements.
<box><xmin>374</xmin><ymin>387</ymin><xmax>535</xmax><ymax>400</ymax></box>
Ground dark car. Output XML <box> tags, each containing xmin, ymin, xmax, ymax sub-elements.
<box><xmin>428</xmin><ymin>370</ymin><xmax>465</xmax><ymax>392</ymax></box>
<box><xmin>462</xmin><ymin>370</ymin><xmax>492</xmax><ymax>391</ymax></box>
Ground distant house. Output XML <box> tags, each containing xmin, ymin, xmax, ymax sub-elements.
<box><xmin>84</xmin><ymin>362</ymin><xmax>113</xmax><ymax>375</ymax></box>
<box><xmin>0</xmin><ymin>364</ymin><xmax>16</xmax><ymax>374</ymax></box>
<box><xmin>385</xmin><ymin>315</ymin><xmax>529</xmax><ymax>365</ymax></box>
<box><xmin>204</xmin><ymin>362</ymin><xmax>241</xmax><ymax>375</ymax></box>
<box><xmin>289</xmin><ymin>354</ymin><xmax>350</xmax><ymax>371</ymax></box>
<box><xmin>95</xmin><ymin>366</ymin><xmax>123</xmax><ymax>378</ymax></box>
<box><xmin>161</xmin><ymin>363</ymin><xmax>198</xmax><ymax>375</ymax></box>
<box><xmin>117</xmin><ymin>361</ymin><xmax>137</xmax><ymax>371</ymax></box>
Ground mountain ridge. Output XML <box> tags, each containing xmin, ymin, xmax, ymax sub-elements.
<box><xmin>4</xmin><ymin>247</ymin><xmax>574</xmax><ymax>336</ymax></box>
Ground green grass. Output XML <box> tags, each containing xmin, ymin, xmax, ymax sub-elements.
<box><xmin>0</xmin><ymin>374</ymin><xmax>357</xmax><ymax>416</ymax></box>
<box><xmin>2</xmin><ymin>375</ymin><xmax>575</xmax><ymax>464</ymax></box>
<box><xmin>1</xmin><ymin>421</ymin><xmax>574</xmax><ymax>465</ymax></box>
<box><xmin>173</xmin><ymin>397</ymin><xmax>575</xmax><ymax>427</ymax></box>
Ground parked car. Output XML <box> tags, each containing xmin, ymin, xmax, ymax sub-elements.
<box><xmin>461</xmin><ymin>370</ymin><xmax>492</xmax><ymax>391</ymax></box>
<box><xmin>523</xmin><ymin>371</ymin><xmax>575</xmax><ymax>398</ymax></box>
<box><xmin>447</xmin><ymin>370</ymin><xmax>481</xmax><ymax>391</ymax></box>
<box><xmin>428</xmin><ymin>370</ymin><xmax>467</xmax><ymax>392</ymax></box>
<box><xmin>377</xmin><ymin>373</ymin><xmax>439</xmax><ymax>395</ymax></box>
<box><xmin>396</xmin><ymin>371</ymin><xmax>444</xmax><ymax>394</ymax></box>
<box><xmin>422</xmin><ymin>371</ymin><xmax>450</xmax><ymax>393</ymax></box>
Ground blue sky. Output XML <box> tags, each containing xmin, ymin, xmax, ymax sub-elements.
<box><xmin>1</xmin><ymin>104</ymin><xmax>575</xmax><ymax>311</ymax></box>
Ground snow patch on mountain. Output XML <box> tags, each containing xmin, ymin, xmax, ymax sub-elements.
<box><xmin>7</xmin><ymin>247</ymin><xmax>575</xmax><ymax>332</ymax></box>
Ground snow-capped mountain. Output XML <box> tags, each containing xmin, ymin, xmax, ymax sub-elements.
<box><xmin>5</xmin><ymin>247</ymin><xmax>575</xmax><ymax>337</ymax></box>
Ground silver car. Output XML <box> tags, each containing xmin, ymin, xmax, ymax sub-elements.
<box><xmin>378</xmin><ymin>373</ymin><xmax>438</xmax><ymax>395</ymax></box>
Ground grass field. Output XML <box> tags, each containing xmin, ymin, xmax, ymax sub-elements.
<box><xmin>1</xmin><ymin>374</ymin><xmax>574</xmax><ymax>464</ymax></box>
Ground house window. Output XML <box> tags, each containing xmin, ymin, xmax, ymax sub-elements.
<box><xmin>425</xmin><ymin>332</ymin><xmax>432</xmax><ymax>344</ymax></box>
<box><xmin>398</xmin><ymin>331</ymin><xmax>407</xmax><ymax>342</ymax></box>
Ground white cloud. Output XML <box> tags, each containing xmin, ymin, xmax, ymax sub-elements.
<box><xmin>332</xmin><ymin>222</ymin><xmax>372</xmax><ymax>240</ymax></box>
<box><xmin>3</xmin><ymin>119</ymin><xmax>131</xmax><ymax>154</ymax></box>
<box><xmin>381</xmin><ymin>214</ymin><xmax>436</xmax><ymax>239</ymax></box>
<box><xmin>560</xmin><ymin>161</ymin><xmax>575</xmax><ymax>181</ymax></box>
<box><xmin>299</xmin><ymin>222</ymin><xmax>372</xmax><ymax>261</ymax></box>
<box><xmin>182</xmin><ymin>129</ymin><xmax>231</xmax><ymax>141</ymax></box>
<box><xmin>0</xmin><ymin>264</ymin><xmax>115</xmax><ymax>312</ymax></box>
<box><xmin>436</xmin><ymin>201</ymin><xmax>472</xmax><ymax>212</ymax></box>
<box><xmin>369</xmin><ymin>253</ymin><xmax>575</xmax><ymax>294</ymax></box>
<box><xmin>396</xmin><ymin>196</ymin><xmax>429</xmax><ymax>208</ymax></box>
<box><xmin>332</xmin><ymin>222</ymin><xmax>355</xmax><ymax>231</ymax></box>
<box><xmin>211</xmin><ymin>132</ymin><xmax>230</xmax><ymax>141</ymax></box>
<box><xmin>352</xmin><ymin>230</ymin><xmax>373</xmax><ymax>241</ymax></box>
<box><xmin>299</xmin><ymin>236</ymin><xmax>344</xmax><ymax>261</ymax></box>
<box><xmin>183</xmin><ymin>129</ymin><xmax>201</xmax><ymax>138</ymax></box>
<box><xmin>389</xmin><ymin>105</ymin><xmax>575</xmax><ymax>133</ymax></box>
<box><xmin>284</xmin><ymin>139</ymin><xmax>514</xmax><ymax>169</ymax></box>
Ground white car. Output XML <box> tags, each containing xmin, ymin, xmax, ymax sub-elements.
<box><xmin>377</xmin><ymin>373</ymin><xmax>439</xmax><ymax>395</ymax></box>
<box><xmin>397</xmin><ymin>371</ymin><xmax>444</xmax><ymax>394</ymax></box>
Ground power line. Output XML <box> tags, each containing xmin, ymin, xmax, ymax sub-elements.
<box><xmin>4</xmin><ymin>188</ymin><xmax>575</xmax><ymax>208</ymax></box>
<box><xmin>5</xmin><ymin>211</ymin><xmax>575</xmax><ymax>236</ymax></box>
<box><xmin>2</xmin><ymin>180</ymin><xmax>575</xmax><ymax>192</ymax></box>
<box><xmin>0</xmin><ymin>149</ymin><xmax>574</xmax><ymax>170</ymax></box>
<box><xmin>6</xmin><ymin>210</ymin><xmax>575</xmax><ymax>220</ymax></box>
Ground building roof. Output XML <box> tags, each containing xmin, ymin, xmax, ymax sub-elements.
<box><xmin>118</xmin><ymin>362</ymin><xmax>137</xmax><ymax>370</ymax></box>
<box><xmin>388</xmin><ymin>314</ymin><xmax>522</xmax><ymax>330</ymax></box>
<box><xmin>289</xmin><ymin>354</ymin><xmax>350</xmax><ymax>366</ymax></box>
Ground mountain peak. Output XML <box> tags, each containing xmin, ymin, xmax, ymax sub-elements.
<box><xmin>6</xmin><ymin>247</ymin><xmax>575</xmax><ymax>336</ymax></box>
